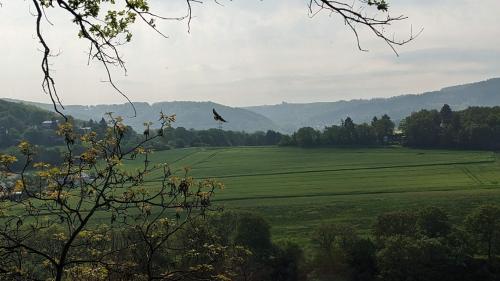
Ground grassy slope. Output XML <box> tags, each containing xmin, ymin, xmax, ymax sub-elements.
<box><xmin>136</xmin><ymin>146</ymin><xmax>500</xmax><ymax>246</ymax></box>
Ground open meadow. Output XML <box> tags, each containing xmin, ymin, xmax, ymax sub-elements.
<box><xmin>136</xmin><ymin>146</ymin><xmax>500</xmax><ymax>246</ymax></box>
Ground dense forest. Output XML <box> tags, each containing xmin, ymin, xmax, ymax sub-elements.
<box><xmin>275</xmin><ymin>204</ymin><xmax>500</xmax><ymax>281</ymax></box>
<box><xmin>10</xmin><ymin>204</ymin><xmax>500</xmax><ymax>280</ymax></box>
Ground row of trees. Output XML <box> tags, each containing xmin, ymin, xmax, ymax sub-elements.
<box><xmin>3</xmin><ymin>102</ymin><xmax>500</xmax><ymax>152</ymax></box>
<box><xmin>71</xmin><ymin>105</ymin><xmax>500</xmax><ymax>151</ymax></box>
<box><xmin>401</xmin><ymin>105</ymin><xmax>500</xmax><ymax>149</ymax></box>
<box><xmin>282</xmin><ymin>105</ymin><xmax>500</xmax><ymax>150</ymax></box>
<box><xmin>283</xmin><ymin>115</ymin><xmax>396</xmax><ymax>147</ymax></box>
<box><xmin>148</xmin><ymin>127</ymin><xmax>285</xmax><ymax>150</ymax></box>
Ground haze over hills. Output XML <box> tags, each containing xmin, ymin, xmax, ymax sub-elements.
<box><xmin>4</xmin><ymin>78</ymin><xmax>500</xmax><ymax>133</ymax></box>
<box><xmin>245</xmin><ymin>78</ymin><xmax>500</xmax><ymax>132</ymax></box>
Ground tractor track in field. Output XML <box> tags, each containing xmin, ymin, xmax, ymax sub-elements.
<box><xmin>191</xmin><ymin>159</ymin><xmax>494</xmax><ymax>180</ymax></box>
<box><xmin>461</xmin><ymin>167</ymin><xmax>483</xmax><ymax>185</ymax></box>
<box><xmin>145</xmin><ymin>159</ymin><xmax>493</xmax><ymax>183</ymax></box>
<box><xmin>189</xmin><ymin>150</ymin><xmax>222</xmax><ymax>167</ymax></box>
<box><xmin>169</xmin><ymin>149</ymin><xmax>201</xmax><ymax>165</ymax></box>
<box><xmin>213</xmin><ymin>184</ymin><xmax>500</xmax><ymax>203</ymax></box>
<box><xmin>149</xmin><ymin>149</ymin><xmax>225</xmax><ymax>180</ymax></box>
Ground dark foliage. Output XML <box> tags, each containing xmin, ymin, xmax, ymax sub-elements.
<box><xmin>147</xmin><ymin>127</ymin><xmax>286</xmax><ymax>149</ymax></box>
<box><xmin>283</xmin><ymin>115</ymin><xmax>395</xmax><ymax>147</ymax></box>
<box><xmin>401</xmin><ymin>105</ymin><xmax>500</xmax><ymax>149</ymax></box>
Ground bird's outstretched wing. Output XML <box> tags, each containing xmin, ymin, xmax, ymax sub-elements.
<box><xmin>213</xmin><ymin>108</ymin><xmax>221</xmax><ymax>118</ymax></box>
<box><xmin>213</xmin><ymin>108</ymin><xmax>227</xmax><ymax>122</ymax></box>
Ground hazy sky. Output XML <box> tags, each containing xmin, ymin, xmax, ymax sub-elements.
<box><xmin>1</xmin><ymin>0</ymin><xmax>499</xmax><ymax>107</ymax></box>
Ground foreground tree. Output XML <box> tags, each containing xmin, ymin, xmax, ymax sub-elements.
<box><xmin>0</xmin><ymin>114</ymin><xmax>226</xmax><ymax>280</ymax></box>
<box><xmin>465</xmin><ymin>204</ymin><xmax>500</xmax><ymax>263</ymax></box>
<box><xmin>311</xmin><ymin>223</ymin><xmax>377</xmax><ymax>281</ymax></box>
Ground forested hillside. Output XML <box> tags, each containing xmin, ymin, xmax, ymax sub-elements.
<box><xmin>4</xmin><ymin>100</ymin><xmax>281</xmax><ymax>133</ymax></box>
<box><xmin>0</xmin><ymin>100</ymin><xmax>62</xmax><ymax>148</ymax></box>
<box><xmin>0</xmin><ymin>99</ymin><xmax>56</xmax><ymax>129</ymax></box>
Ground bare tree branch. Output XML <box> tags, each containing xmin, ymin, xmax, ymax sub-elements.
<box><xmin>311</xmin><ymin>0</ymin><xmax>422</xmax><ymax>55</ymax></box>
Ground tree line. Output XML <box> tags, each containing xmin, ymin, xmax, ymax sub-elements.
<box><xmin>283</xmin><ymin>105</ymin><xmax>500</xmax><ymax>150</ymax></box>
<box><xmin>282</xmin><ymin>114</ymin><xmax>396</xmax><ymax>147</ymax></box>
<box><xmin>3</xmin><ymin>101</ymin><xmax>500</xmax><ymax>153</ymax></box>
<box><xmin>147</xmin><ymin>127</ymin><xmax>285</xmax><ymax>150</ymax></box>
<box><xmin>401</xmin><ymin>105</ymin><xmax>500</xmax><ymax>149</ymax></box>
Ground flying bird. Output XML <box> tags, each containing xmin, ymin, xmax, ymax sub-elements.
<box><xmin>212</xmin><ymin>109</ymin><xmax>227</xmax><ymax>123</ymax></box>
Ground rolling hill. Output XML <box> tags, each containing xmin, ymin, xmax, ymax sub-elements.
<box><xmin>4</xmin><ymin>77</ymin><xmax>500</xmax><ymax>133</ymax></box>
<box><xmin>0</xmin><ymin>99</ymin><xmax>58</xmax><ymax>132</ymax></box>
<box><xmin>2</xmin><ymin>100</ymin><xmax>281</xmax><ymax>133</ymax></box>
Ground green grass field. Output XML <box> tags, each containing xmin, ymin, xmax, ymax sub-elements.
<box><xmin>137</xmin><ymin>146</ymin><xmax>500</xmax><ymax>246</ymax></box>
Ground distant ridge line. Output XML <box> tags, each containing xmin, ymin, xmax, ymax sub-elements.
<box><xmin>3</xmin><ymin>77</ymin><xmax>499</xmax><ymax>133</ymax></box>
